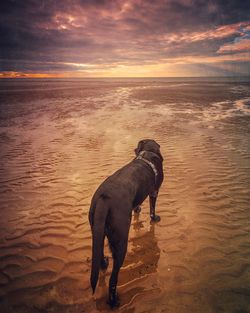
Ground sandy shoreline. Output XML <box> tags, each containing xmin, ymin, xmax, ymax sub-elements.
<box><xmin>0</xmin><ymin>79</ymin><xmax>249</xmax><ymax>313</ymax></box>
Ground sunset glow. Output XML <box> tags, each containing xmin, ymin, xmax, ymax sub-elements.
<box><xmin>0</xmin><ymin>0</ymin><xmax>249</xmax><ymax>78</ymax></box>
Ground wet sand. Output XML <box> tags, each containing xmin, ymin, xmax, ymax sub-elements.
<box><xmin>0</xmin><ymin>78</ymin><xmax>250</xmax><ymax>313</ymax></box>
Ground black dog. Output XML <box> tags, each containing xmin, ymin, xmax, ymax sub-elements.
<box><xmin>89</xmin><ymin>139</ymin><xmax>164</xmax><ymax>307</ymax></box>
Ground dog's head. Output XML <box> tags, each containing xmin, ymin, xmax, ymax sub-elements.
<box><xmin>134</xmin><ymin>139</ymin><xmax>163</xmax><ymax>161</ymax></box>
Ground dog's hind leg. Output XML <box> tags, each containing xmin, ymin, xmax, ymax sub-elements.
<box><xmin>134</xmin><ymin>205</ymin><xmax>141</xmax><ymax>214</ymax></box>
<box><xmin>106</xmin><ymin>217</ymin><xmax>130</xmax><ymax>308</ymax></box>
<box><xmin>101</xmin><ymin>254</ymin><xmax>109</xmax><ymax>270</ymax></box>
<box><xmin>100</xmin><ymin>232</ymin><xmax>109</xmax><ymax>271</ymax></box>
<box><xmin>107</xmin><ymin>240</ymin><xmax>127</xmax><ymax>308</ymax></box>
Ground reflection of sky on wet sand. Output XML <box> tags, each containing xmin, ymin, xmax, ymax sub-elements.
<box><xmin>0</xmin><ymin>78</ymin><xmax>249</xmax><ymax>312</ymax></box>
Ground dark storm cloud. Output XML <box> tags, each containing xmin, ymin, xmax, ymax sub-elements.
<box><xmin>0</xmin><ymin>0</ymin><xmax>249</xmax><ymax>76</ymax></box>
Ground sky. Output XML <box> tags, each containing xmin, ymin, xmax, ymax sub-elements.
<box><xmin>0</xmin><ymin>0</ymin><xmax>249</xmax><ymax>78</ymax></box>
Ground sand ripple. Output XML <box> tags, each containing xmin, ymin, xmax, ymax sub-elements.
<box><xmin>0</xmin><ymin>79</ymin><xmax>249</xmax><ymax>312</ymax></box>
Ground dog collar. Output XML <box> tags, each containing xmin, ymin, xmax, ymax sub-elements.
<box><xmin>136</xmin><ymin>151</ymin><xmax>158</xmax><ymax>179</ymax></box>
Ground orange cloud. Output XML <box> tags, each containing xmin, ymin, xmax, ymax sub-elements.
<box><xmin>0</xmin><ymin>72</ymin><xmax>68</xmax><ymax>79</ymax></box>
<box><xmin>218</xmin><ymin>38</ymin><xmax>250</xmax><ymax>53</ymax></box>
<box><xmin>1</xmin><ymin>51</ymin><xmax>249</xmax><ymax>79</ymax></box>
<box><xmin>165</xmin><ymin>21</ymin><xmax>249</xmax><ymax>44</ymax></box>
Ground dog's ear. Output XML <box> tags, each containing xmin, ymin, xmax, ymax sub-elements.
<box><xmin>150</xmin><ymin>140</ymin><xmax>163</xmax><ymax>161</ymax></box>
<box><xmin>134</xmin><ymin>140</ymin><xmax>145</xmax><ymax>156</ymax></box>
<box><xmin>157</xmin><ymin>151</ymin><xmax>164</xmax><ymax>161</ymax></box>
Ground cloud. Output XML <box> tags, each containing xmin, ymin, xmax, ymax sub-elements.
<box><xmin>165</xmin><ymin>22</ymin><xmax>249</xmax><ymax>44</ymax></box>
<box><xmin>0</xmin><ymin>71</ymin><xmax>67</xmax><ymax>78</ymax></box>
<box><xmin>218</xmin><ymin>38</ymin><xmax>250</xmax><ymax>53</ymax></box>
<box><xmin>0</xmin><ymin>0</ymin><xmax>249</xmax><ymax>77</ymax></box>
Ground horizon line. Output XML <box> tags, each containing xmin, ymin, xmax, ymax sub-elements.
<box><xmin>1</xmin><ymin>75</ymin><xmax>250</xmax><ymax>79</ymax></box>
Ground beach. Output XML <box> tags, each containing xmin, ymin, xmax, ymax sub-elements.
<box><xmin>0</xmin><ymin>78</ymin><xmax>249</xmax><ymax>313</ymax></box>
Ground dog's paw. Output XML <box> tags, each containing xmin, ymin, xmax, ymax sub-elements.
<box><xmin>150</xmin><ymin>214</ymin><xmax>161</xmax><ymax>222</ymax></box>
<box><xmin>101</xmin><ymin>256</ymin><xmax>109</xmax><ymax>271</ymax></box>
<box><xmin>107</xmin><ymin>292</ymin><xmax>120</xmax><ymax>308</ymax></box>
<box><xmin>134</xmin><ymin>206</ymin><xmax>141</xmax><ymax>214</ymax></box>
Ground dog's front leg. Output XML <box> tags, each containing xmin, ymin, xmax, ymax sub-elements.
<box><xmin>149</xmin><ymin>191</ymin><xmax>160</xmax><ymax>222</ymax></box>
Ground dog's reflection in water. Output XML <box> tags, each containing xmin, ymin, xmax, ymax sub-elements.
<box><xmin>96</xmin><ymin>212</ymin><xmax>160</xmax><ymax>310</ymax></box>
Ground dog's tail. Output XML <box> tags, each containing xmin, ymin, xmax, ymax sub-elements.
<box><xmin>90</xmin><ymin>195</ymin><xmax>109</xmax><ymax>294</ymax></box>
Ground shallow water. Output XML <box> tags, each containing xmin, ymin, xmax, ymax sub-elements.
<box><xmin>0</xmin><ymin>78</ymin><xmax>250</xmax><ymax>313</ymax></box>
